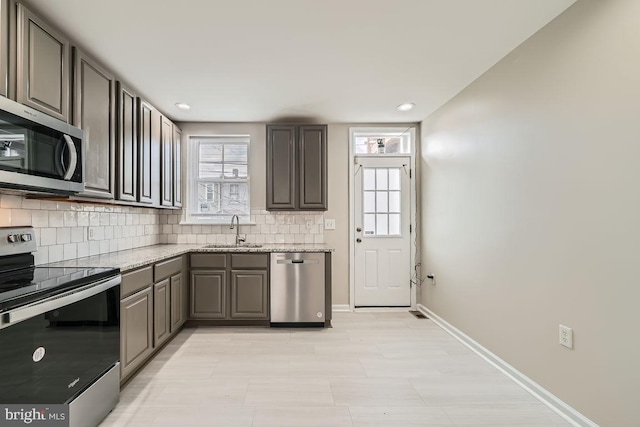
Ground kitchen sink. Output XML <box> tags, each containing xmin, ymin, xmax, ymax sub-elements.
<box><xmin>203</xmin><ymin>244</ymin><xmax>263</xmax><ymax>249</ymax></box>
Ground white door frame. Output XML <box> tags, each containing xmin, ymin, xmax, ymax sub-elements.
<box><xmin>348</xmin><ymin>126</ymin><xmax>417</xmax><ymax>311</ymax></box>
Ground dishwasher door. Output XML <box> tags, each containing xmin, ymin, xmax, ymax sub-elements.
<box><xmin>270</xmin><ymin>252</ymin><xmax>325</xmax><ymax>325</ymax></box>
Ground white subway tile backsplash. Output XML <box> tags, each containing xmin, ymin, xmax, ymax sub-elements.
<box><xmin>0</xmin><ymin>196</ymin><xmax>325</xmax><ymax>265</ymax></box>
<box><xmin>49</xmin><ymin>211</ymin><xmax>64</xmax><ymax>227</ymax></box>
<box><xmin>56</xmin><ymin>227</ymin><xmax>71</xmax><ymax>244</ymax></box>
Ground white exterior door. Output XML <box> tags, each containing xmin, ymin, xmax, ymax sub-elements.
<box><xmin>354</xmin><ymin>156</ymin><xmax>411</xmax><ymax>307</ymax></box>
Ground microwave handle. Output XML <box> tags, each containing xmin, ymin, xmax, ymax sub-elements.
<box><xmin>62</xmin><ymin>134</ymin><xmax>78</xmax><ymax>181</ymax></box>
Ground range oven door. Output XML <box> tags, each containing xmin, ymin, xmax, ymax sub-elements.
<box><xmin>0</xmin><ymin>276</ymin><xmax>120</xmax><ymax>404</ymax></box>
<box><xmin>0</xmin><ymin>96</ymin><xmax>84</xmax><ymax>194</ymax></box>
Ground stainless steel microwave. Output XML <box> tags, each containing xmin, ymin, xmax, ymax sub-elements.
<box><xmin>0</xmin><ymin>96</ymin><xmax>84</xmax><ymax>195</ymax></box>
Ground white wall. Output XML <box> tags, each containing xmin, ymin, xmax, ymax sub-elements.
<box><xmin>420</xmin><ymin>1</ymin><xmax>640</xmax><ymax>426</ymax></box>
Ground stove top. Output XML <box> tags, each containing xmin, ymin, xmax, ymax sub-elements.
<box><xmin>0</xmin><ymin>266</ymin><xmax>120</xmax><ymax>312</ymax></box>
<box><xmin>0</xmin><ymin>226</ymin><xmax>120</xmax><ymax>312</ymax></box>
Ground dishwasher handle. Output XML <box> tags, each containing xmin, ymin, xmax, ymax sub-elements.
<box><xmin>276</xmin><ymin>259</ymin><xmax>319</xmax><ymax>265</ymax></box>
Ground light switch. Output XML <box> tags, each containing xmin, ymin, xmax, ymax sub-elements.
<box><xmin>324</xmin><ymin>219</ymin><xmax>336</xmax><ymax>230</ymax></box>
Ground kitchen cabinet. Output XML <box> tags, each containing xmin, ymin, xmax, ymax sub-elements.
<box><xmin>120</xmin><ymin>257</ymin><xmax>186</xmax><ymax>382</ymax></box>
<box><xmin>120</xmin><ymin>287</ymin><xmax>153</xmax><ymax>380</ymax></box>
<box><xmin>153</xmin><ymin>278</ymin><xmax>170</xmax><ymax>347</ymax></box>
<box><xmin>169</xmin><ymin>272</ymin><xmax>183</xmax><ymax>332</ymax></box>
<box><xmin>117</xmin><ymin>82</ymin><xmax>137</xmax><ymax>201</ymax></box>
<box><xmin>173</xmin><ymin>125</ymin><xmax>182</xmax><ymax>207</ymax></box>
<box><xmin>190</xmin><ymin>271</ymin><xmax>226</xmax><ymax>319</ymax></box>
<box><xmin>137</xmin><ymin>98</ymin><xmax>158</xmax><ymax>204</ymax></box>
<box><xmin>189</xmin><ymin>253</ymin><xmax>269</xmax><ymax>321</ymax></box>
<box><xmin>160</xmin><ymin>115</ymin><xmax>173</xmax><ymax>207</ymax></box>
<box><xmin>266</xmin><ymin>124</ymin><xmax>327</xmax><ymax>211</ymax></box>
<box><xmin>72</xmin><ymin>48</ymin><xmax>116</xmax><ymax>199</ymax></box>
<box><xmin>230</xmin><ymin>270</ymin><xmax>268</xmax><ymax>319</ymax></box>
<box><xmin>0</xmin><ymin>0</ymin><xmax>8</xmax><ymax>97</ymax></box>
<box><xmin>16</xmin><ymin>4</ymin><xmax>70</xmax><ymax>121</ymax></box>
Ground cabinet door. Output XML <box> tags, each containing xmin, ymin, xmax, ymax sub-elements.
<box><xmin>0</xmin><ymin>0</ymin><xmax>8</xmax><ymax>97</ymax></box>
<box><xmin>137</xmin><ymin>99</ymin><xmax>154</xmax><ymax>204</ymax></box>
<box><xmin>173</xmin><ymin>126</ymin><xmax>182</xmax><ymax>207</ymax></box>
<box><xmin>16</xmin><ymin>4</ymin><xmax>69</xmax><ymax>121</ymax></box>
<box><xmin>160</xmin><ymin>116</ymin><xmax>173</xmax><ymax>206</ymax></box>
<box><xmin>153</xmin><ymin>279</ymin><xmax>171</xmax><ymax>347</ymax></box>
<box><xmin>72</xmin><ymin>48</ymin><xmax>115</xmax><ymax>199</ymax></box>
<box><xmin>170</xmin><ymin>273</ymin><xmax>183</xmax><ymax>332</ymax></box>
<box><xmin>230</xmin><ymin>270</ymin><xmax>268</xmax><ymax>319</ymax></box>
<box><xmin>117</xmin><ymin>82</ymin><xmax>137</xmax><ymax>201</ymax></box>
<box><xmin>298</xmin><ymin>125</ymin><xmax>328</xmax><ymax>210</ymax></box>
<box><xmin>266</xmin><ymin>125</ymin><xmax>296</xmax><ymax>210</ymax></box>
<box><xmin>120</xmin><ymin>287</ymin><xmax>153</xmax><ymax>380</ymax></box>
<box><xmin>190</xmin><ymin>271</ymin><xmax>226</xmax><ymax>319</ymax></box>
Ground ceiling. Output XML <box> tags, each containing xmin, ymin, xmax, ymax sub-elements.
<box><xmin>25</xmin><ymin>0</ymin><xmax>575</xmax><ymax>123</ymax></box>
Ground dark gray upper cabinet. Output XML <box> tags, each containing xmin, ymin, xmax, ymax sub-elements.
<box><xmin>117</xmin><ymin>82</ymin><xmax>137</xmax><ymax>201</ymax></box>
<box><xmin>173</xmin><ymin>125</ymin><xmax>182</xmax><ymax>208</ymax></box>
<box><xmin>266</xmin><ymin>124</ymin><xmax>328</xmax><ymax>211</ymax></box>
<box><xmin>137</xmin><ymin>99</ymin><xmax>154</xmax><ymax>204</ymax></box>
<box><xmin>298</xmin><ymin>125</ymin><xmax>328</xmax><ymax>210</ymax></box>
<box><xmin>0</xmin><ymin>0</ymin><xmax>8</xmax><ymax>97</ymax></box>
<box><xmin>16</xmin><ymin>4</ymin><xmax>70</xmax><ymax>121</ymax></box>
<box><xmin>160</xmin><ymin>115</ymin><xmax>173</xmax><ymax>207</ymax></box>
<box><xmin>72</xmin><ymin>48</ymin><xmax>115</xmax><ymax>199</ymax></box>
<box><xmin>266</xmin><ymin>125</ymin><xmax>296</xmax><ymax>210</ymax></box>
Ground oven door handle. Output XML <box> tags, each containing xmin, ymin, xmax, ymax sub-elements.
<box><xmin>0</xmin><ymin>275</ymin><xmax>121</xmax><ymax>329</ymax></box>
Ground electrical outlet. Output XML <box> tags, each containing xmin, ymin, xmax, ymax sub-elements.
<box><xmin>559</xmin><ymin>324</ymin><xmax>573</xmax><ymax>349</ymax></box>
<box><xmin>324</xmin><ymin>219</ymin><xmax>336</xmax><ymax>230</ymax></box>
<box><xmin>87</xmin><ymin>228</ymin><xmax>95</xmax><ymax>241</ymax></box>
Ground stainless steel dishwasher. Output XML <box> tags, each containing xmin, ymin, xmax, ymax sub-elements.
<box><xmin>270</xmin><ymin>252</ymin><xmax>325</xmax><ymax>326</ymax></box>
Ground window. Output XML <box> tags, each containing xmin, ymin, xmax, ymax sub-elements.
<box><xmin>353</xmin><ymin>131</ymin><xmax>412</xmax><ymax>154</ymax></box>
<box><xmin>186</xmin><ymin>136</ymin><xmax>250</xmax><ymax>223</ymax></box>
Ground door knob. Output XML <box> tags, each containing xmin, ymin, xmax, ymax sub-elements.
<box><xmin>356</xmin><ymin>227</ymin><xmax>362</xmax><ymax>232</ymax></box>
<box><xmin>356</xmin><ymin>238</ymin><xmax>362</xmax><ymax>243</ymax></box>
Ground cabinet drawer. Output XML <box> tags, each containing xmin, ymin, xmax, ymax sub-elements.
<box><xmin>121</xmin><ymin>266</ymin><xmax>153</xmax><ymax>298</ymax></box>
<box><xmin>154</xmin><ymin>256</ymin><xmax>182</xmax><ymax>281</ymax></box>
<box><xmin>231</xmin><ymin>253</ymin><xmax>269</xmax><ymax>269</ymax></box>
<box><xmin>190</xmin><ymin>254</ymin><xmax>227</xmax><ymax>269</ymax></box>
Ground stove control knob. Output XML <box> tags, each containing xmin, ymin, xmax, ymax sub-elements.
<box><xmin>20</xmin><ymin>233</ymin><xmax>32</xmax><ymax>242</ymax></box>
<box><xmin>7</xmin><ymin>234</ymin><xmax>17</xmax><ymax>243</ymax></box>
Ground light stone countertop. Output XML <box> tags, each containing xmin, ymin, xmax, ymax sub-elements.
<box><xmin>44</xmin><ymin>243</ymin><xmax>334</xmax><ymax>272</ymax></box>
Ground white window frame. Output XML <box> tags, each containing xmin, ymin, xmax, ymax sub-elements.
<box><xmin>185</xmin><ymin>135</ymin><xmax>251</xmax><ymax>224</ymax></box>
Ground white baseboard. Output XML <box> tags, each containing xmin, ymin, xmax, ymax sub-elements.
<box><xmin>331</xmin><ymin>304</ymin><xmax>352</xmax><ymax>312</ymax></box>
<box><xmin>416</xmin><ymin>304</ymin><xmax>598</xmax><ymax>427</ymax></box>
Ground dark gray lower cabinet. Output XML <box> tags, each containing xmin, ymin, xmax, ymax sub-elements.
<box><xmin>190</xmin><ymin>271</ymin><xmax>226</xmax><ymax>319</ymax></box>
<box><xmin>189</xmin><ymin>253</ymin><xmax>269</xmax><ymax>321</ymax></box>
<box><xmin>170</xmin><ymin>273</ymin><xmax>183</xmax><ymax>332</ymax></box>
<box><xmin>230</xmin><ymin>270</ymin><xmax>268</xmax><ymax>319</ymax></box>
<box><xmin>120</xmin><ymin>287</ymin><xmax>153</xmax><ymax>380</ymax></box>
<box><xmin>153</xmin><ymin>279</ymin><xmax>171</xmax><ymax>347</ymax></box>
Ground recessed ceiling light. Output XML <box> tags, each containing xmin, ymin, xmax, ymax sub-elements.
<box><xmin>175</xmin><ymin>102</ymin><xmax>191</xmax><ymax>110</ymax></box>
<box><xmin>397</xmin><ymin>103</ymin><xmax>415</xmax><ymax>112</ymax></box>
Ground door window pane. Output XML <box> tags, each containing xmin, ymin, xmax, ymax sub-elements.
<box><xmin>376</xmin><ymin>169</ymin><xmax>388</xmax><ymax>190</ymax></box>
<box><xmin>376</xmin><ymin>214</ymin><xmax>388</xmax><ymax>235</ymax></box>
<box><xmin>389</xmin><ymin>191</ymin><xmax>400</xmax><ymax>213</ymax></box>
<box><xmin>363</xmin><ymin>191</ymin><xmax>375</xmax><ymax>213</ymax></box>
<box><xmin>363</xmin><ymin>169</ymin><xmax>376</xmax><ymax>190</ymax></box>
<box><xmin>389</xmin><ymin>214</ymin><xmax>401</xmax><ymax>235</ymax></box>
<box><xmin>364</xmin><ymin>214</ymin><xmax>376</xmax><ymax>235</ymax></box>
<box><xmin>389</xmin><ymin>168</ymin><xmax>401</xmax><ymax>190</ymax></box>
<box><xmin>376</xmin><ymin>191</ymin><xmax>388</xmax><ymax>212</ymax></box>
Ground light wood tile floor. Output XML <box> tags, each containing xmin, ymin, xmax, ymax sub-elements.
<box><xmin>101</xmin><ymin>312</ymin><xmax>572</xmax><ymax>426</ymax></box>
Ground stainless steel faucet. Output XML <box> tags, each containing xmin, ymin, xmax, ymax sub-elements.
<box><xmin>230</xmin><ymin>215</ymin><xmax>245</xmax><ymax>246</ymax></box>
